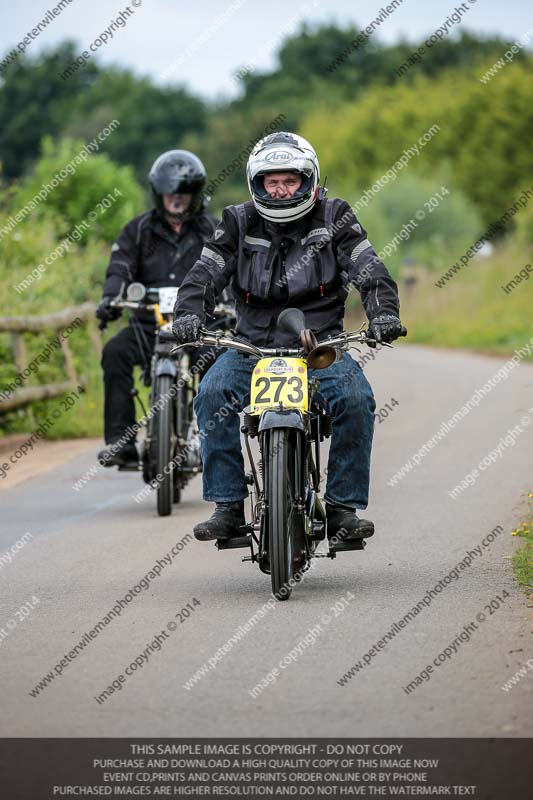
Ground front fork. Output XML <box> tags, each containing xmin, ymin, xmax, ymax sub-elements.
<box><xmin>242</xmin><ymin>425</ymin><xmax>311</xmax><ymax>571</ymax></box>
<box><xmin>242</xmin><ymin>418</ymin><xmax>328</xmax><ymax>563</ymax></box>
<box><xmin>241</xmin><ymin>427</ymin><xmax>266</xmax><ymax>568</ymax></box>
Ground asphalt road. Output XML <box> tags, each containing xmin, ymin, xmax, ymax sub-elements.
<box><xmin>1</xmin><ymin>344</ymin><xmax>532</xmax><ymax>737</ymax></box>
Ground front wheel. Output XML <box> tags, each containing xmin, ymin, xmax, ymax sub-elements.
<box><xmin>266</xmin><ymin>428</ymin><xmax>299</xmax><ymax>601</ymax></box>
<box><xmin>154</xmin><ymin>374</ymin><xmax>175</xmax><ymax>517</ymax></box>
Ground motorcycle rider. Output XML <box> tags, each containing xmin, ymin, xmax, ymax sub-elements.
<box><xmin>96</xmin><ymin>150</ymin><xmax>218</xmax><ymax>467</ymax></box>
<box><xmin>172</xmin><ymin>132</ymin><xmax>405</xmax><ymax>547</ymax></box>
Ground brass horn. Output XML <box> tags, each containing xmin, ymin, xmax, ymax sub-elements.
<box><xmin>307</xmin><ymin>343</ymin><xmax>337</xmax><ymax>369</ymax></box>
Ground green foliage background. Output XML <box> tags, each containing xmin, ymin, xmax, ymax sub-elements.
<box><xmin>1</xmin><ymin>24</ymin><xmax>532</xmax><ymax>438</ymax></box>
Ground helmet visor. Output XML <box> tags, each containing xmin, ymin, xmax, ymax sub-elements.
<box><xmin>251</xmin><ymin>170</ymin><xmax>314</xmax><ymax>205</ymax></box>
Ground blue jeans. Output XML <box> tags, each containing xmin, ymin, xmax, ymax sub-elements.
<box><xmin>194</xmin><ymin>349</ymin><xmax>376</xmax><ymax>509</ymax></box>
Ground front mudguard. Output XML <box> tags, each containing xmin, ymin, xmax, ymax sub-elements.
<box><xmin>154</xmin><ymin>357</ymin><xmax>177</xmax><ymax>379</ymax></box>
<box><xmin>258</xmin><ymin>409</ymin><xmax>305</xmax><ymax>432</ymax></box>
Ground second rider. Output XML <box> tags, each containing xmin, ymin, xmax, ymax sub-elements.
<box><xmin>96</xmin><ymin>150</ymin><xmax>218</xmax><ymax>468</ymax></box>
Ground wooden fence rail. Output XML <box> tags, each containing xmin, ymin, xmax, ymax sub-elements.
<box><xmin>0</xmin><ymin>303</ymin><xmax>100</xmax><ymax>413</ymax></box>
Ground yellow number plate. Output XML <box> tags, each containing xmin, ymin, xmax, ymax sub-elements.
<box><xmin>250</xmin><ymin>357</ymin><xmax>308</xmax><ymax>413</ymax></box>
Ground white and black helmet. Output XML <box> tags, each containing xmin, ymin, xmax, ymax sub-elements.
<box><xmin>246</xmin><ymin>132</ymin><xmax>320</xmax><ymax>223</ymax></box>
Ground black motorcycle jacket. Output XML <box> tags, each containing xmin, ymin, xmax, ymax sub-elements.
<box><xmin>102</xmin><ymin>208</ymin><xmax>219</xmax><ymax>324</ymax></box>
<box><xmin>174</xmin><ymin>197</ymin><xmax>400</xmax><ymax>347</ymax></box>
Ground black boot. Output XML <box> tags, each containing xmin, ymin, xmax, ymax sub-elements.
<box><xmin>97</xmin><ymin>441</ymin><xmax>138</xmax><ymax>468</ymax></box>
<box><xmin>326</xmin><ymin>502</ymin><xmax>374</xmax><ymax>546</ymax></box>
<box><xmin>193</xmin><ymin>501</ymin><xmax>246</xmax><ymax>542</ymax></box>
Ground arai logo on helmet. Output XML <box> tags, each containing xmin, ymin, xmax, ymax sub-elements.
<box><xmin>264</xmin><ymin>150</ymin><xmax>292</xmax><ymax>164</ymax></box>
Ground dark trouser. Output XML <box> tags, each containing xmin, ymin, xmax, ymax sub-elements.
<box><xmin>101</xmin><ymin>324</ymin><xmax>217</xmax><ymax>445</ymax></box>
<box><xmin>194</xmin><ymin>350</ymin><xmax>376</xmax><ymax>510</ymax></box>
<box><xmin>101</xmin><ymin>324</ymin><xmax>154</xmax><ymax>445</ymax></box>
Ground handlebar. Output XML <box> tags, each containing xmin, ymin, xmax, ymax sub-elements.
<box><xmin>169</xmin><ymin>327</ymin><xmax>379</xmax><ymax>360</ymax></box>
<box><xmin>98</xmin><ymin>296</ymin><xmax>236</xmax><ymax>332</ymax></box>
<box><xmin>107</xmin><ymin>297</ymin><xmax>235</xmax><ymax>317</ymax></box>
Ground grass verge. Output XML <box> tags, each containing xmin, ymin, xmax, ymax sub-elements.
<box><xmin>511</xmin><ymin>494</ymin><xmax>533</xmax><ymax>600</ymax></box>
<box><xmin>396</xmin><ymin>239</ymin><xmax>532</xmax><ymax>360</ymax></box>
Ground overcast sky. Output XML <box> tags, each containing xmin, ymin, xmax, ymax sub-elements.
<box><xmin>1</xmin><ymin>0</ymin><xmax>531</xmax><ymax>101</ymax></box>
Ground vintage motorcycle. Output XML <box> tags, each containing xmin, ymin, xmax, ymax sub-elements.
<box><xmin>100</xmin><ymin>283</ymin><xmax>234</xmax><ymax>516</ymax></box>
<box><xmin>171</xmin><ymin>308</ymin><xmax>392</xmax><ymax>600</ymax></box>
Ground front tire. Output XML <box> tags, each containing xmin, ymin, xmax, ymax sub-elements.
<box><xmin>267</xmin><ymin>428</ymin><xmax>297</xmax><ymax>601</ymax></box>
<box><xmin>154</xmin><ymin>375</ymin><xmax>174</xmax><ymax>517</ymax></box>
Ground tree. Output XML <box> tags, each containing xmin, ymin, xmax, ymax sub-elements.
<box><xmin>14</xmin><ymin>136</ymin><xmax>144</xmax><ymax>243</ymax></box>
<box><xmin>302</xmin><ymin>59</ymin><xmax>533</xmax><ymax>225</ymax></box>
<box><xmin>0</xmin><ymin>47</ymin><xmax>207</xmax><ymax>184</ymax></box>
<box><xmin>64</xmin><ymin>69</ymin><xmax>208</xmax><ymax>181</ymax></box>
<box><xmin>0</xmin><ymin>42</ymin><xmax>99</xmax><ymax>179</ymax></box>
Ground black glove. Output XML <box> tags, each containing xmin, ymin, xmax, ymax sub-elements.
<box><xmin>172</xmin><ymin>313</ymin><xmax>203</xmax><ymax>344</ymax></box>
<box><xmin>95</xmin><ymin>296</ymin><xmax>121</xmax><ymax>324</ymax></box>
<box><xmin>369</xmin><ymin>313</ymin><xmax>406</xmax><ymax>344</ymax></box>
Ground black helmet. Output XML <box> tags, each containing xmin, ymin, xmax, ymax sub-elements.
<box><xmin>148</xmin><ymin>149</ymin><xmax>208</xmax><ymax>220</ymax></box>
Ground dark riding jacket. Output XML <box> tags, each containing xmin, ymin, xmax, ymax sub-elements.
<box><xmin>103</xmin><ymin>209</ymin><xmax>218</xmax><ymax>324</ymax></box>
<box><xmin>174</xmin><ymin>198</ymin><xmax>400</xmax><ymax>347</ymax></box>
